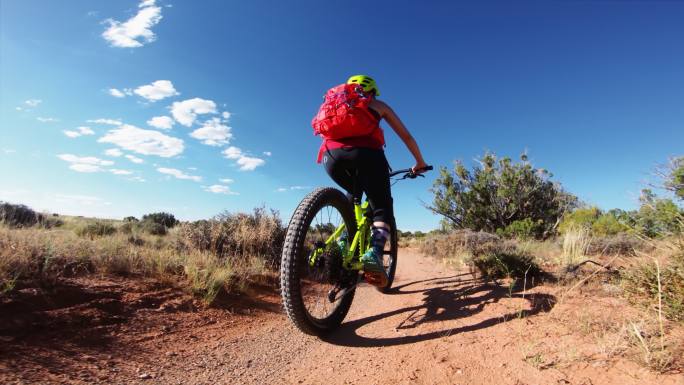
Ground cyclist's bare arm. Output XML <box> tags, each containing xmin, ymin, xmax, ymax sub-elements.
<box><xmin>369</xmin><ymin>99</ymin><xmax>428</xmax><ymax>173</ymax></box>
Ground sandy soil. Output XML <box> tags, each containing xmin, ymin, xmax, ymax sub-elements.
<box><xmin>1</xmin><ymin>249</ymin><xmax>682</xmax><ymax>385</ymax></box>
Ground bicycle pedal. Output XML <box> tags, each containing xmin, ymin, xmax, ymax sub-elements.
<box><xmin>363</xmin><ymin>271</ymin><xmax>388</xmax><ymax>288</ymax></box>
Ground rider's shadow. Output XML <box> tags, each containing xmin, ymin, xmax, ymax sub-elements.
<box><xmin>322</xmin><ymin>274</ymin><xmax>556</xmax><ymax>347</ymax></box>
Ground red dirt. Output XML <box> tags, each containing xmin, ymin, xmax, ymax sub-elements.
<box><xmin>1</xmin><ymin>249</ymin><xmax>682</xmax><ymax>385</ymax></box>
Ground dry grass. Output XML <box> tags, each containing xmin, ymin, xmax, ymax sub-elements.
<box><xmin>560</xmin><ymin>226</ymin><xmax>592</xmax><ymax>268</ymax></box>
<box><xmin>0</xmin><ymin>208</ymin><xmax>284</xmax><ymax>304</ymax></box>
<box><xmin>417</xmin><ymin>226</ymin><xmax>684</xmax><ymax>373</ymax></box>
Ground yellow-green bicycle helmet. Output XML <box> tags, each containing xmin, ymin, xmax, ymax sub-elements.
<box><xmin>347</xmin><ymin>75</ymin><xmax>380</xmax><ymax>96</ymax></box>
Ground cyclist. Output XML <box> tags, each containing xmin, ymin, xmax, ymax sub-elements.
<box><xmin>314</xmin><ymin>75</ymin><xmax>428</xmax><ymax>287</ymax></box>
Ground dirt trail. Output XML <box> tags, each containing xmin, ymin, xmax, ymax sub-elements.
<box><xmin>1</xmin><ymin>249</ymin><xmax>682</xmax><ymax>384</ymax></box>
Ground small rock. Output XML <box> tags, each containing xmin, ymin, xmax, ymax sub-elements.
<box><xmin>165</xmin><ymin>351</ymin><xmax>177</xmax><ymax>357</ymax></box>
<box><xmin>139</xmin><ymin>373</ymin><xmax>153</xmax><ymax>380</ymax></box>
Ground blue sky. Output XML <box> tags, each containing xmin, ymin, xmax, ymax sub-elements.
<box><xmin>1</xmin><ymin>1</ymin><xmax>682</xmax><ymax>231</ymax></box>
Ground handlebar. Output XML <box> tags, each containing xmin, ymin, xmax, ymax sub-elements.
<box><xmin>389</xmin><ymin>165</ymin><xmax>433</xmax><ymax>179</ymax></box>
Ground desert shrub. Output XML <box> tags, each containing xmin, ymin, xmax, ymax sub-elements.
<box><xmin>37</xmin><ymin>216</ymin><xmax>64</xmax><ymax>229</ymax></box>
<box><xmin>592</xmin><ymin>214</ymin><xmax>631</xmax><ymax>236</ymax></box>
<box><xmin>470</xmin><ymin>249</ymin><xmax>541</xmax><ymax>281</ymax></box>
<box><xmin>429</xmin><ymin>152</ymin><xmax>577</xmax><ymax>239</ymax></box>
<box><xmin>0</xmin><ymin>202</ymin><xmax>40</xmax><ymax>228</ymax></box>
<box><xmin>127</xmin><ymin>234</ymin><xmax>146</xmax><ymax>246</ymax></box>
<box><xmin>496</xmin><ymin>218</ymin><xmax>543</xmax><ymax>240</ymax></box>
<box><xmin>558</xmin><ymin>207</ymin><xmax>601</xmax><ymax>234</ymax></box>
<box><xmin>178</xmin><ymin>207</ymin><xmax>285</xmax><ymax>267</ymax></box>
<box><xmin>421</xmin><ymin>229</ymin><xmax>542</xmax><ymax>280</ymax></box>
<box><xmin>76</xmin><ymin>222</ymin><xmax>117</xmax><ymax>238</ymax></box>
<box><xmin>123</xmin><ymin>216</ymin><xmax>139</xmax><ymax>222</ymax></box>
<box><xmin>636</xmin><ymin>190</ymin><xmax>682</xmax><ymax>237</ymax></box>
<box><xmin>118</xmin><ymin>221</ymin><xmax>136</xmax><ymax>235</ymax></box>
<box><xmin>141</xmin><ymin>221</ymin><xmax>167</xmax><ymax>236</ymax></box>
<box><xmin>588</xmin><ymin>233</ymin><xmax>646</xmax><ymax>256</ymax></box>
<box><xmin>142</xmin><ymin>212</ymin><xmax>178</xmax><ymax>228</ymax></box>
<box><xmin>622</xmin><ymin>251</ymin><xmax>684</xmax><ymax>323</ymax></box>
<box><xmin>664</xmin><ymin>156</ymin><xmax>684</xmax><ymax>200</ymax></box>
<box><xmin>419</xmin><ymin>229</ymin><xmax>502</xmax><ymax>262</ymax></box>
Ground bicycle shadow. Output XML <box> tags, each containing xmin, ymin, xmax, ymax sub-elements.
<box><xmin>323</xmin><ymin>274</ymin><xmax>556</xmax><ymax>347</ymax></box>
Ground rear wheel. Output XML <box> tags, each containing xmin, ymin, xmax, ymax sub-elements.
<box><xmin>280</xmin><ymin>187</ymin><xmax>357</xmax><ymax>335</ymax></box>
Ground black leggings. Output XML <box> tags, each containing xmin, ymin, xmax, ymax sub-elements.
<box><xmin>322</xmin><ymin>147</ymin><xmax>394</xmax><ymax>224</ymax></box>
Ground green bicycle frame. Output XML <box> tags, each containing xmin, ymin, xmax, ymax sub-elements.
<box><xmin>308</xmin><ymin>201</ymin><xmax>370</xmax><ymax>271</ymax></box>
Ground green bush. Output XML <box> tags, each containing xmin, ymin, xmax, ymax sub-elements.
<box><xmin>558</xmin><ymin>207</ymin><xmax>601</xmax><ymax>234</ymax></box>
<box><xmin>37</xmin><ymin>216</ymin><xmax>64</xmax><ymax>229</ymax></box>
<box><xmin>622</xmin><ymin>252</ymin><xmax>684</xmax><ymax>322</ymax></box>
<box><xmin>429</xmin><ymin>152</ymin><xmax>577</xmax><ymax>239</ymax></box>
<box><xmin>123</xmin><ymin>216</ymin><xmax>139</xmax><ymax>222</ymax></box>
<box><xmin>496</xmin><ymin>218</ymin><xmax>542</xmax><ymax>240</ymax></box>
<box><xmin>591</xmin><ymin>214</ymin><xmax>630</xmax><ymax>236</ymax></box>
<box><xmin>636</xmin><ymin>189</ymin><xmax>682</xmax><ymax>237</ymax></box>
<box><xmin>142</xmin><ymin>212</ymin><xmax>178</xmax><ymax>228</ymax></box>
<box><xmin>140</xmin><ymin>221</ymin><xmax>167</xmax><ymax>236</ymax></box>
<box><xmin>470</xmin><ymin>249</ymin><xmax>541</xmax><ymax>281</ymax></box>
<box><xmin>0</xmin><ymin>202</ymin><xmax>40</xmax><ymax>228</ymax></box>
<box><xmin>76</xmin><ymin>222</ymin><xmax>117</xmax><ymax>238</ymax></box>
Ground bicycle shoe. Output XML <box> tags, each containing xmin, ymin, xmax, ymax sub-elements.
<box><xmin>360</xmin><ymin>249</ymin><xmax>388</xmax><ymax>288</ymax></box>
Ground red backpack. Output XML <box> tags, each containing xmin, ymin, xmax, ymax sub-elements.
<box><xmin>312</xmin><ymin>83</ymin><xmax>379</xmax><ymax>140</ymax></box>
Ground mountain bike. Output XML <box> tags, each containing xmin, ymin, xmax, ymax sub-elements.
<box><xmin>280</xmin><ymin>165</ymin><xmax>433</xmax><ymax>335</ymax></box>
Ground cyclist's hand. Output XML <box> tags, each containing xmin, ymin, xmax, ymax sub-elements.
<box><xmin>412</xmin><ymin>161</ymin><xmax>429</xmax><ymax>174</ymax></box>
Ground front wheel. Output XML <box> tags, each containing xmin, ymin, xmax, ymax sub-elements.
<box><xmin>280</xmin><ymin>187</ymin><xmax>357</xmax><ymax>335</ymax></box>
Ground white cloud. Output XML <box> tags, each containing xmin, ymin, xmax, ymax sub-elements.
<box><xmin>263</xmin><ymin>151</ymin><xmax>272</xmax><ymax>156</ymax></box>
<box><xmin>170</xmin><ymin>97</ymin><xmax>217</xmax><ymax>126</ymax></box>
<box><xmin>102</xmin><ymin>0</ymin><xmax>163</xmax><ymax>48</ymax></box>
<box><xmin>109</xmin><ymin>88</ymin><xmax>126</xmax><ymax>98</ymax></box>
<box><xmin>222</xmin><ymin>111</ymin><xmax>231</xmax><ymax>119</ymax></box>
<box><xmin>105</xmin><ymin>148</ymin><xmax>123</xmax><ymax>157</ymax></box>
<box><xmin>147</xmin><ymin>115</ymin><xmax>174</xmax><ymax>130</ymax></box>
<box><xmin>63</xmin><ymin>130</ymin><xmax>81</xmax><ymax>138</ymax></box>
<box><xmin>78</xmin><ymin>126</ymin><xmax>94</xmax><ymax>135</ymax></box>
<box><xmin>71</xmin><ymin>164</ymin><xmax>102</xmax><ymax>172</ymax></box>
<box><xmin>222</xmin><ymin>146</ymin><xmax>242</xmax><ymax>160</ymax></box>
<box><xmin>57</xmin><ymin>154</ymin><xmax>114</xmax><ymax>166</ymax></box>
<box><xmin>58</xmin><ymin>154</ymin><xmax>114</xmax><ymax>173</ymax></box>
<box><xmin>190</xmin><ymin>117</ymin><xmax>232</xmax><ymax>146</ymax></box>
<box><xmin>37</xmin><ymin>117</ymin><xmax>59</xmax><ymax>123</ymax></box>
<box><xmin>147</xmin><ymin>116</ymin><xmax>175</xmax><ymax>130</ymax></box>
<box><xmin>129</xmin><ymin>176</ymin><xmax>146</xmax><ymax>182</ymax></box>
<box><xmin>157</xmin><ymin>167</ymin><xmax>202</xmax><ymax>182</ymax></box>
<box><xmin>235</xmin><ymin>156</ymin><xmax>265</xmax><ymax>171</ymax></box>
<box><xmin>98</xmin><ymin>124</ymin><xmax>184</xmax><ymax>157</ymax></box>
<box><xmin>134</xmin><ymin>80</ymin><xmax>179</xmax><ymax>101</ymax></box>
<box><xmin>276</xmin><ymin>185</ymin><xmax>311</xmax><ymax>192</ymax></box>
<box><xmin>25</xmin><ymin>99</ymin><xmax>42</xmax><ymax>107</ymax></box>
<box><xmin>219</xmin><ymin>178</ymin><xmax>233</xmax><ymax>184</ymax></box>
<box><xmin>63</xmin><ymin>126</ymin><xmax>95</xmax><ymax>138</ymax></box>
<box><xmin>125</xmin><ymin>154</ymin><xmax>144</xmax><ymax>164</ymax></box>
<box><xmin>204</xmin><ymin>184</ymin><xmax>238</xmax><ymax>195</ymax></box>
<box><xmin>87</xmin><ymin>118</ymin><xmax>122</xmax><ymax>126</ymax></box>
<box><xmin>2</xmin><ymin>149</ymin><xmax>16</xmax><ymax>154</ymax></box>
<box><xmin>221</xmin><ymin>146</ymin><xmax>266</xmax><ymax>171</ymax></box>
<box><xmin>110</xmin><ymin>169</ymin><xmax>133</xmax><ymax>175</ymax></box>
<box><xmin>15</xmin><ymin>107</ymin><xmax>23</xmax><ymax>111</ymax></box>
